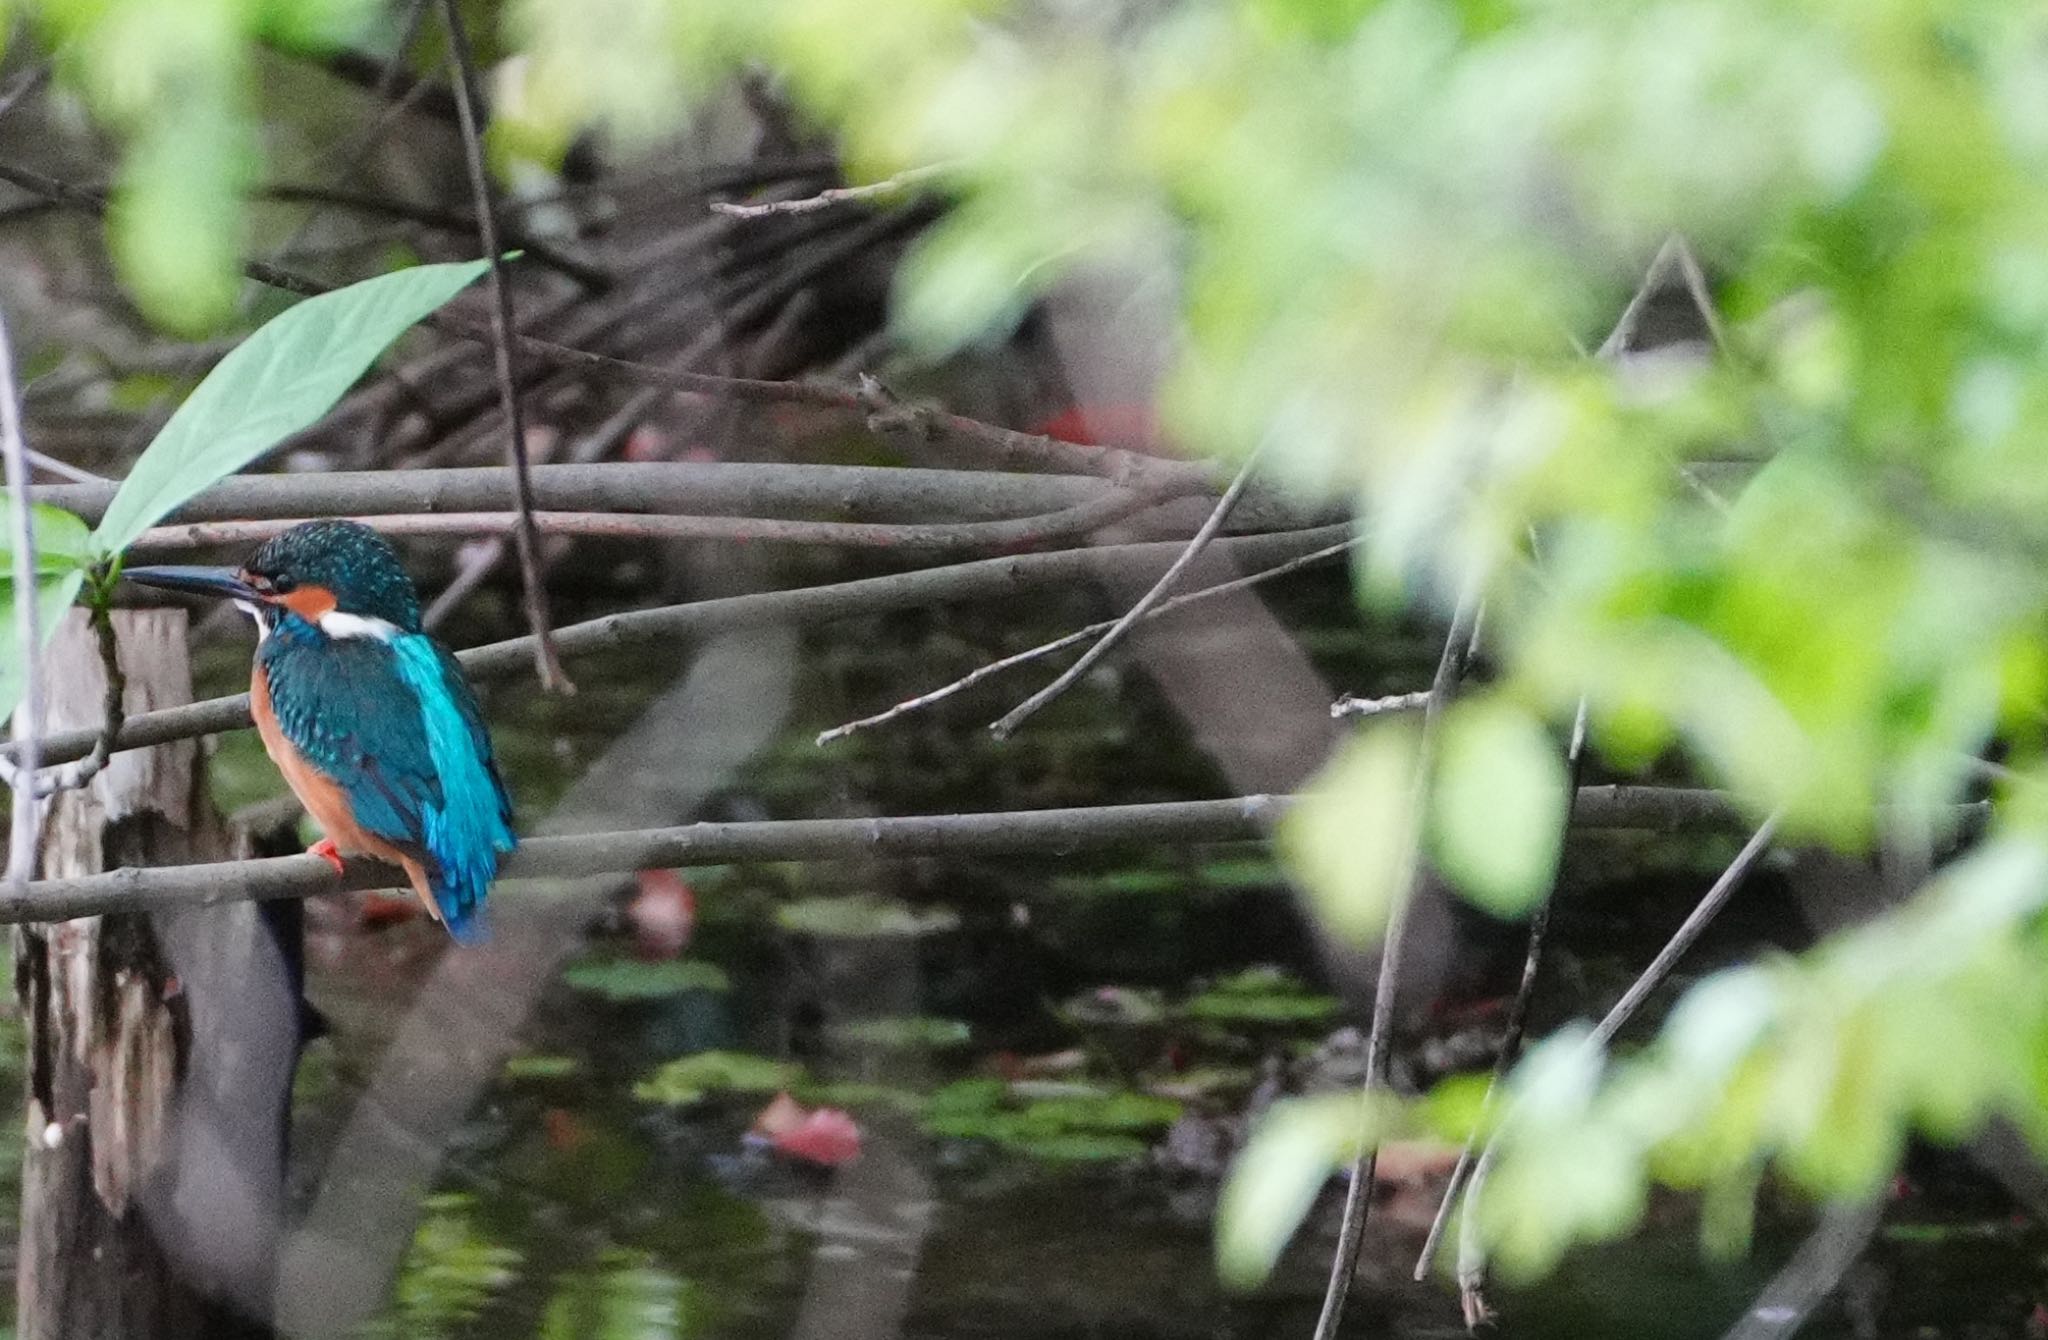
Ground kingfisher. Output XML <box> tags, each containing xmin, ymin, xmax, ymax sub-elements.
<box><xmin>125</xmin><ymin>520</ymin><xmax>515</xmax><ymax>942</ymax></box>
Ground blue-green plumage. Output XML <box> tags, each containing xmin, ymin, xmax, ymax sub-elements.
<box><xmin>260</xmin><ymin>615</ymin><xmax>514</xmax><ymax>940</ymax></box>
<box><xmin>125</xmin><ymin>519</ymin><xmax>516</xmax><ymax>942</ymax></box>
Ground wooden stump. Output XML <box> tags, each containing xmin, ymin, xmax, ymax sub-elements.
<box><xmin>13</xmin><ymin>609</ymin><xmax>301</xmax><ymax>1339</ymax></box>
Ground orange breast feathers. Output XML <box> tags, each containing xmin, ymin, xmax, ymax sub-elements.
<box><xmin>250</xmin><ymin>662</ymin><xmax>442</xmax><ymax>923</ymax></box>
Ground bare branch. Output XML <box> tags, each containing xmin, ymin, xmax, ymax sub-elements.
<box><xmin>1</xmin><ymin>300</ymin><xmax>41</xmax><ymax>891</ymax></box>
<box><xmin>260</xmin><ymin>184</ymin><xmax>610</xmax><ymax>289</ymax></box>
<box><xmin>1454</xmin><ymin>814</ymin><xmax>1782</xmax><ymax>1324</ymax></box>
<box><xmin>13</xmin><ymin>796</ymin><xmax>1289</xmax><ymax>921</ymax></box>
<box><xmin>819</xmin><ymin>535</ymin><xmax>1364</xmax><ymax>744</ymax></box>
<box><xmin>1414</xmin><ymin>700</ymin><xmax>1587</xmax><ymax>1281</ymax></box>
<box><xmin>1331</xmin><ymin>690</ymin><xmax>1431</xmax><ymax>720</ymax></box>
<box><xmin>990</xmin><ymin>450</ymin><xmax>1262</xmax><ymax>739</ymax></box>
<box><xmin>440</xmin><ymin>0</ymin><xmax>570</xmax><ymax>693</ymax></box>
<box><xmin>133</xmin><ymin>490</ymin><xmax>1177</xmax><ymax>557</ymax></box>
<box><xmin>37</xmin><ymin>461</ymin><xmax>1266</xmax><ymax>529</ymax></box>
<box><xmin>1314</xmin><ymin>580</ymin><xmax>1481</xmax><ymax>1340</ymax></box>
<box><xmin>0</xmin><ymin>158</ymin><xmax>1225</xmax><ymax>492</ymax></box>
<box><xmin>710</xmin><ymin>163</ymin><xmax>951</xmax><ymax>218</ymax></box>
<box><xmin>21</xmin><ymin>525</ymin><xmax>1354</xmax><ymax>766</ymax></box>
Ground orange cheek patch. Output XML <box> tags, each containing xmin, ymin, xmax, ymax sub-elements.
<box><xmin>276</xmin><ymin>583</ymin><xmax>338</xmax><ymax>621</ymax></box>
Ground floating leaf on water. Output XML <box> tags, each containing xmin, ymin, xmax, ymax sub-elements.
<box><xmin>827</xmin><ymin>1016</ymin><xmax>972</xmax><ymax>1049</ymax></box>
<box><xmin>633</xmin><ymin>1051</ymin><xmax>802</xmax><ymax>1107</ymax></box>
<box><xmin>775</xmin><ymin>895</ymin><xmax>961</xmax><ymax>938</ymax></box>
<box><xmin>537</xmin><ymin>1248</ymin><xmax>692</xmax><ymax>1340</ymax></box>
<box><xmin>999</xmin><ymin>1132</ymin><xmax>1149</xmax><ymax>1162</ymax></box>
<box><xmin>1055</xmin><ymin>985</ymin><xmax>1169</xmax><ymax>1029</ymax></box>
<box><xmin>561</xmin><ymin>957</ymin><xmax>731</xmax><ymax>1001</ymax></box>
<box><xmin>503</xmin><ymin>1054</ymin><xmax>581</xmax><ymax>1081</ymax></box>
<box><xmin>1183</xmin><ymin>966</ymin><xmax>1342</xmax><ymax>1026</ymax></box>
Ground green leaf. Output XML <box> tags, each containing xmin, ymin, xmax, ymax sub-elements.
<box><xmin>631</xmin><ymin>1051</ymin><xmax>800</xmax><ymax>1107</ymax></box>
<box><xmin>2</xmin><ymin>501</ymin><xmax>91</xmax><ymax>576</ymax></box>
<box><xmin>775</xmin><ymin>895</ymin><xmax>960</xmax><ymax>938</ymax></box>
<box><xmin>1277</xmin><ymin>721</ymin><xmax>1421</xmax><ymax>944</ymax></box>
<box><xmin>91</xmin><ymin>260</ymin><xmax>491</xmax><ymax>552</ymax></box>
<box><xmin>1216</xmin><ymin>1092</ymin><xmax>1401</xmax><ymax>1290</ymax></box>
<box><xmin>560</xmin><ymin>957</ymin><xmax>730</xmax><ymax>1000</ymax></box>
<box><xmin>1428</xmin><ymin>698</ymin><xmax>1569</xmax><ymax>917</ymax></box>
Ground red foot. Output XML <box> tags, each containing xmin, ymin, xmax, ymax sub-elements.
<box><xmin>307</xmin><ymin>837</ymin><xmax>346</xmax><ymax>875</ymax></box>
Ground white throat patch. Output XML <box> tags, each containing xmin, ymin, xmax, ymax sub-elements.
<box><xmin>318</xmin><ymin>611</ymin><xmax>402</xmax><ymax>641</ymax></box>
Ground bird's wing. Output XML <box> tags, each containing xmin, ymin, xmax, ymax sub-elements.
<box><xmin>423</xmin><ymin>638</ymin><xmax>515</xmax><ymax>833</ymax></box>
<box><xmin>260</xmin><ymin>634</ymin><xmax>444</xmax><ymax>853</ymax></box>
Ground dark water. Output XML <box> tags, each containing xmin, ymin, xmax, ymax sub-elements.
<box><xmin>8</xmin><ymin>556</ymin><xmax>2047</xmax><ymax>1339</ymax></box>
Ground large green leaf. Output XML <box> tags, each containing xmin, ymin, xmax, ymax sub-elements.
<box><xmin>90</xmin><ymin>260</ymin><xmax>491</xmax><ymax>552</ymax></box>
<box><xmin>1428</xmin><ymin>697</ymin><xmax>1570</xmax><ymax>917</ymax></box>
<box><xmin>1277</xmin><ymin>720</ymin><xmax>1421</xmax><ymax>944</ymax></box>
<box><xmin>1</xmin><ymin>500</ymin><xmax>92</xmax><ymax>577</ymax></box>
<box><xmin>1215</xmin><ymin>1092</ymin><xmax>1399</xmax><ymax>1290</ymax></box>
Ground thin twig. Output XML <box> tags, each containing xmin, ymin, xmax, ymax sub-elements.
<box><xmin>1312</xmin><ymin>582</ymin><xmax>1481</xmax><ymax>1340</ymax></box>
<box><xmin>0</xmin><ymin>603</ymin><xmax>126</xmax><ymax>799</ymax></box>
<box><xmin>1719</xmin><ymin>1196</ymin><xmax>1884</xmax><ymax>1340</ymax></box>
<box><xmin>989</xmin><ymin>450</ymin><xmax>1261</xmax><ymax>739</ymax></box>
<box><xmin>0</xmin><ymin>159</ymin><xmax>1217</xmax><ymax>492</ymax></box>
<box><xmin>24</xmin><ymin>450</ymin><xmax>105</xmax><ymax>484</ymax></box>
<box><xmin>1413</xmin><ymin>699</ymin><xmax>1588</xmax><ymax>1280</ymax></box>
<box><xmin>710</xmin><ymin>163</ymin><xmax>951</xmax><ymax>218</ymax></box>
<box><xmin>261</xmin><ymin>183</ymin><xmax>610</xmax><ymax>289</ymax></box>
<box><xmin>1</xmin><ymin>302</ymin><xmax>41</xmax><ymax>892</ymax></box>
<box><xmin>22</xmin><ymin>526</ymin><xmax>1353</xmax><ymax>765</ymax></box>
<box><xmin>819</xmin><ymin>535</ymin><xmax>1363</xmax><ymax>744</ymax></box>
<box><xmin>1454</xmin><ymin>814</ymin><xmax>1782</xmax><ymax>1325</ymax></box>
<box><xmin>1331</xmin><ymin>690</ymin><xmax>1431</xmax><ymax>720</ymax></box>
<box><xmin>0</xmin><ymin>67</ymin><xmax>48</xmax><ymax>126</ymax></box>
<box><xmin>440</xmin><ymin>0</ymin><xmax>569</xmax><ymax>692</ymax></box>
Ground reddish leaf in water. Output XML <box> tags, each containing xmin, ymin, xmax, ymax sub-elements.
<box><xmin>628</xmin><ymin>870</ymin><xmax>696</xmax><ymax>959</ymax></box>
<box><xmin>775</xmin><ymin>1109</ymin><xmax>862</xmax><ymax>1167</ymax></box>
<box><xmin>750</xmin><ymin>1091</ymin><xmax>862</xmax><ymax>1166</ymax></box>
<box><xmin>358</xmin><ymin>891</ymin><xmax>425</xmax><ymax>929</ymax></box>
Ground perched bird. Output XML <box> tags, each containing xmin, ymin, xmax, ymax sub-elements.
<box><xmin>126</xmin><ymin>520</ymin><xmax>515</xmax><ymax>942</ymax></box>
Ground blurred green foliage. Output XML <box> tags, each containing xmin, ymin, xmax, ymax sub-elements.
<box><xmin>18</xmin><ymin>0</ymin><xmax>375</xmax><ymax>332</ymax></box>
<box><xmin>491</xmin><ymin>0</ymin><xmax>2048</xmax><ymax>1286</ymax></box>
<box><xmin>25</xmin><ymin>0</ymin><xmax>2048</xmax><ymax>1296</ymax></box>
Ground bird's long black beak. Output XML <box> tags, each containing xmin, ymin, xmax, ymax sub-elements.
<box><xmin>122</xmin><ymin>565</ymin><xmax>263</xmax><ymax>603</ymax></box>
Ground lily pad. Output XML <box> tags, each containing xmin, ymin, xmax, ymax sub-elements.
<box><xmin>633</xmin><ymin>1051</ymin><xmax>801</xmax><ymax>1107</ymax></box>
<box><xmin>502</xmin><ymin>1054</ymin><xmax>581</xmax><ymax>1080</ymax></box>
<box><xmin>561</xmin><ymin>957</ymin><xmax>731</xmax><ymax>1001</ymax></box>
<box><xmin>920</xmin><ymin>1077</ymin><xmax>1180</xmax><ymax>1160</ymax></box>
<box><xmin>775</xmin><ymin>896</ymin><xmax>960</xmax><ymax>939</ymax></box>
<box><xmin>1183</xmin><ymin>966</ymin><xmax>1341</xmax><ymax>1026</ymax></box>
<box><xmin>827</xmin><ymin>1016</ymin><xmax>971</xmax><ymax>1050</ymax></box>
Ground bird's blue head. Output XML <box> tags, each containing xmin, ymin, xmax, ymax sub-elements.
<box><xmin>126</xmin><ymin>519</ymin><xmax>424</xmax><ymax>636</ymax></box>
